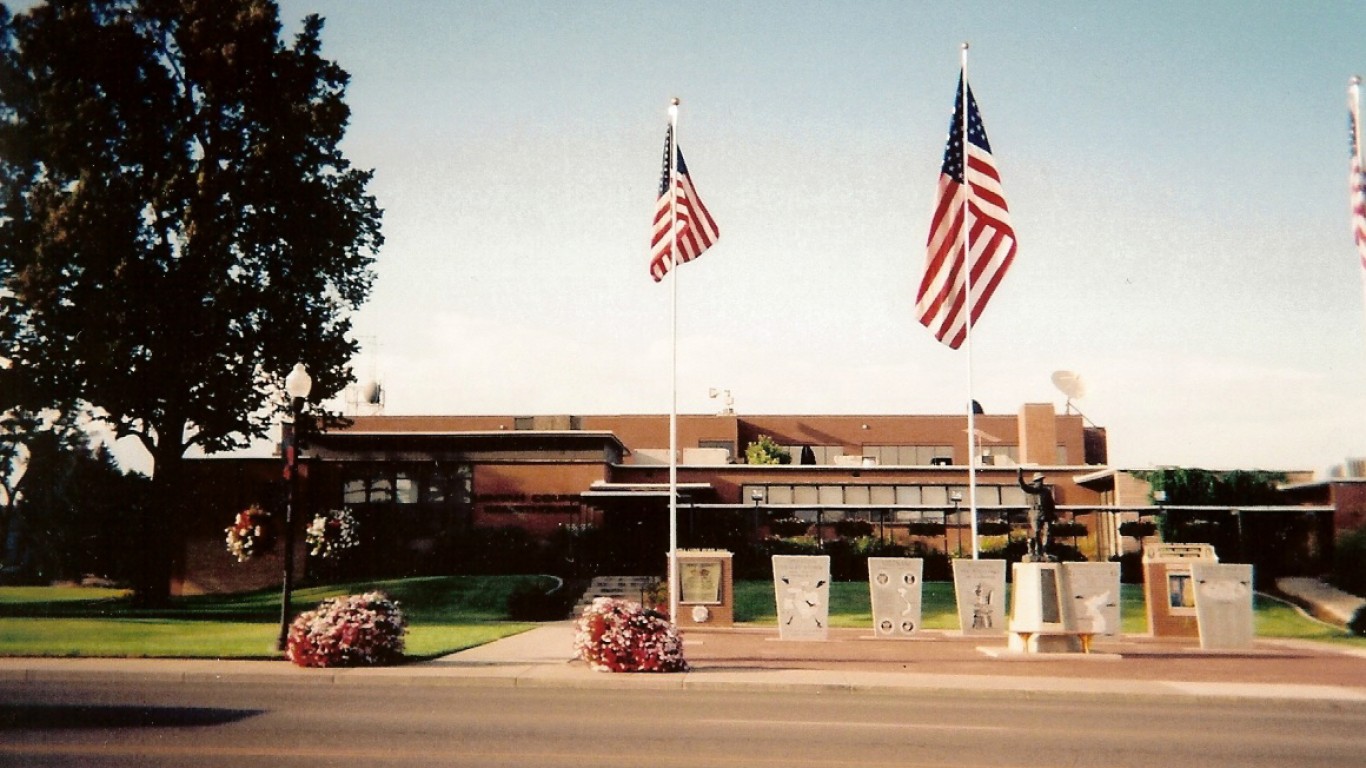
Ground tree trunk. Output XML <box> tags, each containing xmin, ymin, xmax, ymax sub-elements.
<box><xmin>131</xmin><ymin>430</ymin><xmax>185</xmax><ymax>607</ymax></box>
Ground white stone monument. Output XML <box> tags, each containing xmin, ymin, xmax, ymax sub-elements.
<box><xmin>1191</xmin><ymin>562</ymin><xmax>1255</xmax><ymax>650</ymax></box>
<box><xmin>1060</xmin><ymin>561</ymin><xmax>1122</xmax><ymax>639</ymax></box>
<box><xmin>1009</xmin><ymin>562</ymin><xmax>1077</xmax><ymax>652</ymax></box>
<box><xmin>868</xmin><ymin>557</ymin><xmax>923</xmax><ymax>637</ymax></box>
<box><xmin>952</xmin><ymin>558</ymin><xmax>1007</xmax><ymax>636</ymax></box>
<box><xmin>773</xmin><ymin>555</ymin><xmax>831</xmax><ymax>640</ymax></box>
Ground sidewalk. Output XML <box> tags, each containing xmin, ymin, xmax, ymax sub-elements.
<box><xmin>4</xmin><ymin>621</ymin><xmax>1365</xmax><ymax>704</ymax></box>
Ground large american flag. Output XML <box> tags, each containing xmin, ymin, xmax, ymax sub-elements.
<box><xmin>650</xmin><ymin>125</ymin><xmax>719</xmax><ymax>282</ymax></box>
<box><xmin>915</xmin><ymin>72</ymin><xmax>1017</xmax><ymax>350</ymax></box>
<box><xmin>1349</xmin><ymin>80</ymin><xmax>1366</xmax><ymax>290</ymax></box>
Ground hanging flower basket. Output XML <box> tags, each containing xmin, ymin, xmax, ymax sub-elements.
<box><xmin>573</xmin><ymin>598</ymin><xmax>688</xmax><ymax>673</ymax></box>
<box><xmin>224</xmin><ymin>505</ymin><xmax>275</xmax><ymax>562</ymax></box>
<box><xmin>286</xmin><ymin>591</ymin><xmax>407</xmax><ymax>667</ymax></box>
<box><xmin>306</xmin><ymin>508</ymin><xmax>360</xmax><ymax>559</ymax></box>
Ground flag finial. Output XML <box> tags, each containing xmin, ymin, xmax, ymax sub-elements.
<box><xmin>1353</xmin><ymin>75</ymin><xmax>1362</xmax><ymax>87</ymax></box>
<box><xmin>961</xmin><ymin>41</ymin><xmax>969</xmax><ymax>51</ymax></box>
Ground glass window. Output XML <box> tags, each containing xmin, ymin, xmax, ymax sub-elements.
<box><xmin>844</xmin><ymin>486</ymin><xmax>870</xmax><ymax>505</ymax></box>
<box><xmin>870</xmin><ymin>486</ymin><xmax>896</xmax><ymax>505</ymax></box>
<box><xmin>343</xmin><ymin>479</ymin><xmax>367</xmax><ymax>504</ymax></box>
<box><xmin>395</xmin><ymin>473</ymin><xmax>418</xmax><ymax>504</ymax></box>
<box><xmin>895</xmin><ymin>485</ymin><xmax>922</xmax><ymax>505</ymax></box>
<box><xmin>1001</xmin><ymin>485</ymin><xmax>1029</xmax><ymax>507</ymax></box>
<box><xmin>818</xmin><ymin>485</ymin><xmax>843</xmax><ymax>505</ymax></box>
<box><xmin>923</xmin><ymin>485</ymin><xmax>949</xmax><ymax>505</ymax></box>
<box><xmin>793</xmin><ymin>486</ymin><xmax>819</xmax><ymax>504</ymax></box>
<box><xmin>767</xmin><ymin>485</ymin><xmax>793</xmax><ymax>504</ymax></box>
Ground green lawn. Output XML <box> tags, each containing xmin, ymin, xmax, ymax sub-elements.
<box><xmin>0</xmin><ymin>575</ymin><xmax>542</xmax><ymax>659</ymax></box>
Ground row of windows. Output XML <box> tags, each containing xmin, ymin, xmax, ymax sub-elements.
<box><xmin>342</xmin><ymin>466</ymin><xmax>473</xmax><ymax>506</ymax></box>
<box><xmin>742</xmin><ymin>483</ymin><xmax>1032</xmax><ymax>508</ymax></box>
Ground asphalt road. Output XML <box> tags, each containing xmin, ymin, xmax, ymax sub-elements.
<box><xmin>2</xmin><ymin>680</ymin><xmax>1363</xmax><ymax>767</ymax></box>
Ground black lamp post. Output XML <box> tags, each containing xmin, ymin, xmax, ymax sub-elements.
<box><xmin>277</xmin><ymin>363</ymin><xmax>312</xmax><ymax>652</ymax></box>
<box><xmin>950</xmin><ymin>491</ymin><xmax>963</xmax><ymax>557</ymax></box>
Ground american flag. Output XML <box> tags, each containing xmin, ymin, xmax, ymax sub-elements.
<box><xmin>1349</xmin><ymin>80</ymin><xmax>1366</xmax><ymax>288</ymax></box>
<box><xmin>650</xmin><ymin>125</ymin><xmax>719</xmax><ymax>282</ymax></box>
<box><xmin>915</xmin><ymin>72</ymin><xmax>1017</xmax><ymax>350</ymax></box>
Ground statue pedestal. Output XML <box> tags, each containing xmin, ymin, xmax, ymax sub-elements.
<box><xmin>1008</xmin><ymin>562</ymin><xmax>1081</xmax><ymax>653</ymax></box>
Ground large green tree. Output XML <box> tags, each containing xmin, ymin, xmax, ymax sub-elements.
<box><xmin>0</xmin><ymin>0</ymin><xmax>382</xmax><ymax>601</ymax></box>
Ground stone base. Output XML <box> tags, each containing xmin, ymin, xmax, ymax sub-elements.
<box><xmin>1007</xmin><ymin>630</ymin><xmax>1084</xmax><ymax>654</ymax></box>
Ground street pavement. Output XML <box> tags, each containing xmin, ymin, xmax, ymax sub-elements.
<box><xmin>3</xmin><ymin>619</ymin><xmax>1365</xmax><ymax>704</ymax></box>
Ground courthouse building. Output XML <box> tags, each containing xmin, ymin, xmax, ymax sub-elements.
<box><xmin>172</xmin><ymin>402</ymin><xmax>1335</xmax><ymax>595</ymax></box>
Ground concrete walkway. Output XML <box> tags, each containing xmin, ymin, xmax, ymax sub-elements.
<box><xmin>1277</xmin><ymin>577</ymin><xmax>1366</xmax><ymax>626</ymax></box>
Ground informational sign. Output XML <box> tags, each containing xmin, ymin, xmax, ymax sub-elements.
<box><xmin>679</xmin><ymin>558</ymin><xmax>723</xmax><ymax>605</ymax></box>
<box><xmin>1191</xmin><ymin>562</ymin><xmax>1255</xmax><ymax>650</ymax></box>
<box><xmin>952</xmin><ymin>559</ymin><xmax>1007</xmax><ymax>636</ymax></box>
<box><xmin>1060</xmin><ymin>561</ymin><xmax>1122</xmax><ymax>636</ymax></box>
<box><xmin>868</xmin><ymin>557</ymin><xmax>923</xmax><ymax>637</ymax></box>
<box><xmin>773</xmin><ymin>555</ymin><xmax>831</xmax><ymax>640</ymax></box>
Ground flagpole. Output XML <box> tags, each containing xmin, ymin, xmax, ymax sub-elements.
<box><xmin>960</xmin><ymin>42</ymin><xmax>981</xmax><ymax>560</ymax></box>
<box><xmin>1351</xmin><ymin>76</ymin><xmax>1366</xmax><ymax>323</ymax></box>
<box><xmin>667</xmin><ymin>97</ymin><xmax>681</xmax><ymax>625</ymax></box>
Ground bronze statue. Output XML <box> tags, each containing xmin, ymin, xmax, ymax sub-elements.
<box><xmin>1017</xmin><ymin>467</ymin><xmax>1057</xmax><ymax>562</ymax></box>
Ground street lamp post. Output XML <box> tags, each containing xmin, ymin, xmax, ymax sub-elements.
<box><xmin>950</xmin><ymin>491</ymin><xmax>963</xmax><ymax>557</ymax></box>
<box><xmin>277</xmin><ymin>363</ymin><xmax>312</xmax><ymax>652</ymax></box>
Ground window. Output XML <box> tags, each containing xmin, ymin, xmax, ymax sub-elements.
<box><xmin>863</xmin><ymin>445</ymin><xmax>953</xmax><ymax>465</ymax></box>
<box><xmin>341</xmin><ymin>465</ymin><xmax>472</xmax><ymax>506</ymax></box>
<box><xmin>783</xmin><ymin>444</ymin><xmax>842</xmax><ymax>464</ymax></box>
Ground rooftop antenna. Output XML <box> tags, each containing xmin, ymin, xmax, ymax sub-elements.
<box><xmin>708</xmin><ymin>387</ymin><xmax>734</xmax><ymax>415</ymax></box>
<box><xmin>1051</xmin><ymin>370</ymin><xmax>1095</xmax><ymax>426</ymax></box>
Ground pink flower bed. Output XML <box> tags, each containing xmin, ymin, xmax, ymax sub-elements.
<box><xmin>573</xmin><ymin>597</ymin><xmax>688</xmax><ymax>673</ymax></box>
<box><xmin>286</xmin><ymin>591</ymin><xmax>407</xmax><ymax>668</ymax></box>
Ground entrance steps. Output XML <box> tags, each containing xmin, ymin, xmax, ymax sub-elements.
<box><xmin>570</xmin><ymin>575</ymin><xmax>660</xmax><ymax>617</ymax></box>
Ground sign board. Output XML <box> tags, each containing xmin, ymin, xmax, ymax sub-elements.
<box><xmin>952</xmin><ymin>559</ymin><xmax>1007</xmax><ymax>635</ymax></box>
<box><xmin>868</xmin><ymin>557</ymin><xmax>924</xmax><ymax>637</ymax></box>
<box><xmin>773</xmin><ymin>555</ymin><xmax>831</xmax><ymax>640</ymax></box>
<box><xmin>1060</xmin><ymin>561</ymin><xmax>1122</xmax><ymax>636</ymax></box>
<box><xmin>1191</xmin><ymin>562</ymin><xmax>1255</xmax><ymax>650</ymax></box>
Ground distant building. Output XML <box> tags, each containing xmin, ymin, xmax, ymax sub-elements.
<box><xmin>172</xmin><ymin>403</ymin><xmax>1335</xmax><ymax>595</ymax></box>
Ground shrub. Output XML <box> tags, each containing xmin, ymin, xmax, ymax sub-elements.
<box><xmin>1118</xmin><ymin>520</ymin><xmax>1158</xmax><ymax>540</ymax></box>
<box><xmin>1350</xmin><ymin>605</ymin><xmax>1366</xmax><ymax>637</ymax></box>
<box><xmin>906</xmin><ymin>521</ymin><xmax>947</xmax><ymax>537</ymax></box>
<box><xmin>286</xmin><ymin>591</ymin><xmax>407</xmax><ymax>668</ymax></box>
<box><xmin>506</xmin><ymin>579</ymin><xmax>579</xmax><ymax>621</ymax></box>
<box><xmin>573</xmin><ymin>597</ymin><xmax>687</xmax><ymax>673</ymax></box>
<box><xmin>834</xmin><ymin>519</ymin><xmax>874</xmax><ymax>538</ymax></box>
<box><xmin>1330</xmin><ymin>527</ymin><xmax>1366</xmax><ymax>597</ymax></box>
<box><xmin>975</xmin><ymin>521</ymin><xmax>1012</xmax><ymax>537</ymax></box>
<box><xmin>767</xmin><ymin>517</ymin><xmax>811</xmax><ymax>538</ymax></box>
<box><xmin>1051</xmin><ymin>522</ymin><xmax>1088</xmax><ymax>538</ymax></box>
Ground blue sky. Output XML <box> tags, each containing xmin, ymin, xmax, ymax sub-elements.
<box><xmin>253</xmin><ymin>1</ymin><xmax>1366</xmax><ymax>473</ymax></box>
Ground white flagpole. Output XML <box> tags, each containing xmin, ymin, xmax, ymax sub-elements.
<box><xmin>667</xmin><ymin>97</ymin><xmax>681</xmax><ymax>624</ymax></box>
<box><xmin>960</xmin><ymin>43</ymin><xmax>981</xmax><ymax>560</ymax></box>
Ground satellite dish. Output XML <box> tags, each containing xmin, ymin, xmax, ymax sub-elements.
<box><xmin>1051</xmin><ymin>370</ymin><xmax>1086</xmax><ymax>401</ymax></box>
<box><xmin>1051</xmin><ymin>370</ymin><xmax>1095</xmax><ymax>424</ymax></box>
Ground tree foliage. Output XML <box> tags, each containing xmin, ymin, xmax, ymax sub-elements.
<box><xmin>745</xmin><ymin>435</ymin><xmax>791</xmax><ymax>465</ymax></box>
<box><xmin>0</xmin><ymin>0</ymin><xmax>382</xmax><ymax>599</ymax></box>
<box><xmin>0</xmin><ymin>0</ymin><xmax>381</xmax><ymax>460</ymax></box>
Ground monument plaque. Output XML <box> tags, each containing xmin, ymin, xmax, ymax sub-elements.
<box><xmin>1191</xmin><ymin>562</ymin><xmax>1255</xmax><ymax>650</ymax></box>
<box><xmin>868</xmin><ymin>557</ymin><xmax>924</xmax><ymax>637</ymax></box>
<box><xmin>952</xmin><ymin>559</ymin><xmax>1007</xmax><ymax>636</ymax></box>
<box><xmin>680</xmin><ymin>558</ymin><xmax>723</xmax><ymax>604</ymax></box>
<box><xmin>1060</xmin><ymin>561</ymin><xmax>1122</xmax><ymax>636</ymax></box>
<box><xmin>773</xmin><ymin>555</ymin><xmax>831</xmax><ymax>640</ymax></box>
